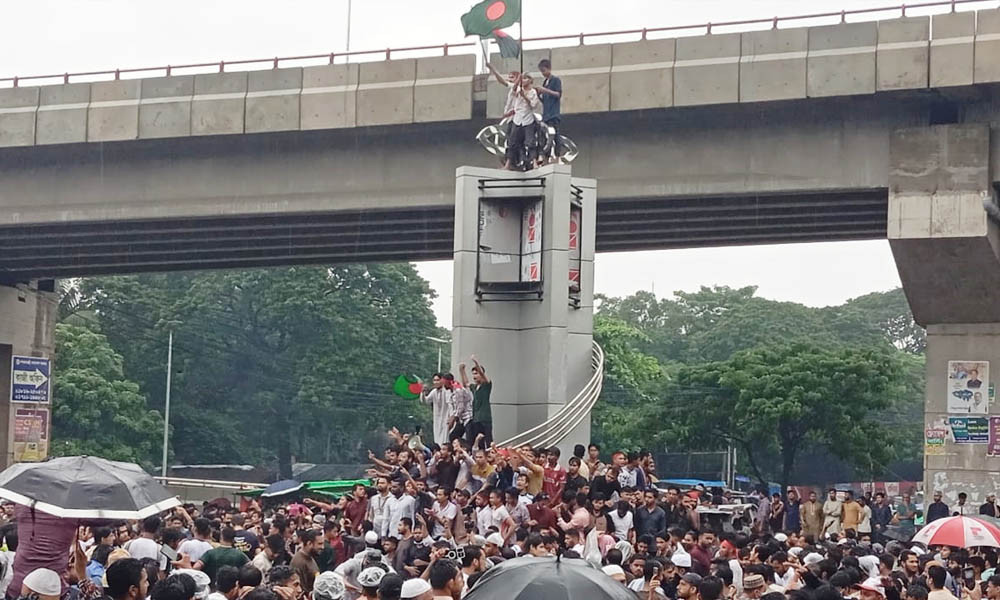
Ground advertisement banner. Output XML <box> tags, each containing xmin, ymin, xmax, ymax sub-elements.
<box><xmin>949</xmin><ymin>417</ymin><xmax>989</xmax><ymax>444</ymax></box>
<box><xmin>520</xmin><ymin>200</ymin><xmax>543</xmax><ymax>283</ymax></box>
<box><xmin>13</xmin><ymin>408</ymin><xmax>48</xmax><ymax>463</ymax></box>
<box><xmin>989</xmin><ymin>417</ymin><xmax>1000</xmax><ymax>456</ymax></box>
<box><xmin>948</xmin><ymin>360</ymin><xmax>990</xmax><ymax>414</ymax></box>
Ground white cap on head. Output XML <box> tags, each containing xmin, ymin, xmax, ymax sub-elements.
<box><xmin>312</xmin><ymin>572</ymin><xmax>346</xmax><ymax>600</ymax></box>
<box><xmin>788</xmin><ymin>547</ymin><xmax>804</xmax><ymax>557</ymax></box>
<box><xmin>364</xmin><ymin>530</ymin><xmax>379</xmax><ymax>545</ymax></box>
<box><xmin>400</xmin><ymin>578</ymin><xmax>432</xmax><ymax>599</ymax></box>
<box><xmin>357</xmin><ymin>567</ymin><xmax>386</xmax><ymax>588</ymax></box>
<box><xmin>486</xmin><ymin>532</ymin><xmax>505</xmax><ymax>546</ymax></box>
<box><xmin>23</xmin><ymin>569</ymin><xmax>61</xmax><ymax>597</ymax></box>
<box><xmin>803</xmin><ymin>552</ymin><xmax>824</xmax><ymax>566</ymax></box>
<box><xmin>171</xmin><ymin>569</ymin><xmax>211</xmax><ymax>600</ymax></box>
<box><xmin>672</xmin><ymin>552</ymin><xmax>692</xmax><ymax>568</ymax></box>
<box><xmin>774</xmin><ymin>533</ymin><xmax>788</xmax><ymax>543</ymax></box>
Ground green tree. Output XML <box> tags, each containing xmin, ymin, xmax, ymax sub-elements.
<box><xmin>74</xmin><ymin>264</ymin><xmax>441</xmax><ymax>476</ymax></box>
<box><xmin>51</xmin><ymin>323</ymin><xmax>164</xmax><ymax>465</ymax></box>
<box><xmin>674</xmin><ymin>342</ymin><xmax>908</xmax><ymax>491</ymax></box>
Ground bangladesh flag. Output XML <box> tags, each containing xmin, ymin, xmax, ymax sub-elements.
<box><xmin>492</xmin><ymin>29</ymin><xmax>520</xmax><ymax>58</ymax></box>
<box><xmin>393</xmin><ymin>374</ymin><xmax>423</xmax><ymax>400</ymax></box>
<box><xmin>461</xmin><ymin>0</ymin><xmax>521</xmax><ymax>38</ymax></box>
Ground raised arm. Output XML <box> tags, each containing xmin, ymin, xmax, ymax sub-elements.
<box><xmin>471</xmin><ymin>355</ymin><xmax>490</xmax><ymax>383</ymax></box>
<box><xmin>485</xmin><ymin>62</ymin><xmax>510</xmax><ymax>86</ymax></box>
<box><xmin>459</xmin><ymin>362</ymin><xmax>469</xmax><ymax>387</ymax></box>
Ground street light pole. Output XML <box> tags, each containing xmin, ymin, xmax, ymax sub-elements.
<box><xmin>425</xmin><ymin>336</ymin><xmax>450</xmax><ymax>373</ymax></box>
<box><xmin>161</xmin><ymin>330</ymin><xmax>173</xmax><ymax>478</ymax></box>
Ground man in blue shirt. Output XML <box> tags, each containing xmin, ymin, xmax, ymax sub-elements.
<box><xmin>536</xmin><ymin>59</ymin><xmax>562</xmax><ymax>164</ymax></box>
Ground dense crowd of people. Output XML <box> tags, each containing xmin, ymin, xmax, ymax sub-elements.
<box><xmin>1</xmin><ymin>359</ymin><xmax>996</xmax><ymax>600</ymax></box>
<box><xmin>3</xmin><ymin>429</ymin><xmax>998</xmax><ymax>600</ymax></box>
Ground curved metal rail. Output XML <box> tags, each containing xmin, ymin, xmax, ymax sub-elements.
<box><xmin>499</xmin><ymin>341</ymin><xmax>604</xmax><ymax>449</ymax></box>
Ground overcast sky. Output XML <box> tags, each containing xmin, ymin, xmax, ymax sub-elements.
<box><xmin>1</xmin><ymin>0</ymin><xmax>950</xmax><ymax>328</ymax></box>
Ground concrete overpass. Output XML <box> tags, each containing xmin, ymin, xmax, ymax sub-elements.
<box><xmin>2</xmin><ymin>5</ymin><xmax>1000</xmax><ymax>279</ymax></box>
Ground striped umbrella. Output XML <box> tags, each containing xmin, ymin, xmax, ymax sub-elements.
<box><xmin>912</xmin><ymin>516</ymin><xmax>1000</xmax><ymax>548</ymax></box>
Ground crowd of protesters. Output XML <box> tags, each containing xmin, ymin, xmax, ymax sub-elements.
<box><xmin>2</xmin><ymin>358</ymin><xmax>999</xmax><ymax>600</ymax></box>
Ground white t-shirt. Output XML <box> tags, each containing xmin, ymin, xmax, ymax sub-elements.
<box><xmin>126</xmin><ymin>537</ymin><xmax>160</xmax><ymax>561</ymax></box>
<box><xmin>488</xmin><ymin>505</ymin><xmax>510</xmax><ymax>531</ymax></box>
<box><xmin>506</xmin><ymin>82</ymin><xmax>541</xmax><ymax>126</ymax></box>
<box><xmin>628</xmin><ymin>579</ymin><xmax>666</xmax><ymax>598</ymax></box>
<box><xmin>252</xmin><ymin>551</ymin><xmax>273</xmax><ymax>574</ymax></box>
<box><xmin>429</xmin><ymin>501</ymin><xmax>458</xmax><ymax>538</ymax></box>
<box><xmin>178</xmin><ymin>539</ymin><xmax>213</xmax><ymax>563</ymax></box>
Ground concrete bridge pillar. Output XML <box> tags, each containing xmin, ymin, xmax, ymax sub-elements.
<box><xmin>0</xmin><ymin>281</ymin><xmax>57</xmax><ymax>468</ymax></box>
<box><xmin>888</xmin><ymin>123</ymin><xmax>1000</xmax><ymax>503</ymax></box>
<box><xmin>451</xmin><ymin>164</ymin><xmax>596</xmax><ymax>455</ymax></box>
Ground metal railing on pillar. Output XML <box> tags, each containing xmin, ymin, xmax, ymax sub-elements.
<box><xmin>498</xmin><ymin>341</ymin><xmax>605</xmax><ymax>449</ymax></box>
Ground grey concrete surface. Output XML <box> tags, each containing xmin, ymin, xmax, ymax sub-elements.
<box><xmin>610</xmin><ymin>39</ymin><xmax>674</xmax><ymax>111</ymax></box>
<box><xmin>0</xmin><ymin>283</ymin><xmax>57</xmax><ymax>470</ymax></box>
<box><xmin>923</xmin><ymin>324</ymin><xmax>1000</xmax><ymax>506</ymax></box>
<box><xmin>674</xmin><ymin>33</ymin><xmax>740</xmax><ymax>106</ymax></box>
<box><xmin>139</xmin><ymin>75</ymin><xmax>194</xmax><ymax>139</ymax></box>
<box><xmin>807</xmin><ymin>22</ymin><xmax>877</xmax><ymax>97</ymax></box>
<box><xmin>0</xmin><ymin>87</ymin><xmax>38</xmax><ymax>147</ymax></box>
<box><xmin>4</xmin><ymin>7</ymin><xmax>1000</xmax><ymax>148</ymax></box>
<box><xmin>876</xmin><ymin>17</ymin><xmax>929</xmax><ymax>91</ymax></box>
<box><xmin>451</xmin><ymin>165</ymin><xmax>594</xmax><ymax>454</ymax></box>
<box><xmin>930</xmin><ymin>11</ymin><xmax>976</xmax><ymax>88</ymax></box>
<box><xmin>87</xmin><ymin>80</ymin><xmax>140</xmax><ymax>142</ymax></box>
<box><xmin>739</xmin><ymin>28</ymin><xmax>808</xmax><ymax>103</ymax></box>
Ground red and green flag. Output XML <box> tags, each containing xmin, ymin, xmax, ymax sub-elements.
<box><xmin>461</xmin><ymin>0</ymin><xmax>522</xmax><ymax>38</ymax></box>
<box><xmin>393</xmin><ymin>374</ymin><xmax>423</xmax><ymax>400</ymax></box>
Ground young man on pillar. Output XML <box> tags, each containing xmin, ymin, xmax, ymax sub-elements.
<box><xmin>460</xmin><ymin>356</ymin><xmax>492</xmax><ymax>449</ymax></box>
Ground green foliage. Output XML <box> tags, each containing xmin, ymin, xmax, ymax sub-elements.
<box><xmin>675</xmin><ymin>343</ymin><xmax>907</xmax><ymax>489</ymax></box>
<box><xmin>67</xmin><ymin>265</ymin><xmax>441</xmax><ymax>477</ymax></box>
<box><xmin>595</xmin><ymin>286</ymin><xmax>925</xmax><ymax>484</ymax></box>
<box><xmin>52</xmin><ymin>323</ymin><xmax>164</xmax><ymax>466</ymax></box>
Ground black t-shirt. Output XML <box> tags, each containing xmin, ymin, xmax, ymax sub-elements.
<box><xmin>590</xmin><ymin>476</ymin><xmax>621</xmax><ymax>501</ymax></box>
<box><xmin>434</xmin><ymin>459</ymin><xmax>460</xmax><ymax>490</ymax></box>
<box><xmin>232</xmin><ymin>529</ymin><xmax>259</xmax><ymax>559</ymax></box>
<box><xmin>566</xmin><ymin>474</ymin><xmax>588</xmax><ymax>492</ymax></box>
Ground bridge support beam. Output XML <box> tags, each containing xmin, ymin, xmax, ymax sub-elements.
<box><xmin>0</xmin><ymin>280</ymin><xmax>57</xmax><ymax>469</ymax></box>
<box><xmin>452</xmin><ymin>165</ymin><xmax>596</xmax><ymax>456</ymax></box>
<box><xmin>889</xmin><ymin>123</ymin><xmax>1000</xmax><ymax>502</ymax></box>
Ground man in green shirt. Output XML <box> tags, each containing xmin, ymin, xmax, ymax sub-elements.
<box><xmin>195</xmin><ymin>527</ymin><xmax>248</xmax><ymax>584</ymax></box>
<box><xmin>460</xmin><ymin>355</ymin><xmax>492</xmax><ymax>450</ymax></box>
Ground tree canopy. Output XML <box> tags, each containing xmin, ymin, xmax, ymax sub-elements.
<box><xmin>61</xmin><ymin>264</ymin><xmax>442</xmax><ymax>476</ymax></box>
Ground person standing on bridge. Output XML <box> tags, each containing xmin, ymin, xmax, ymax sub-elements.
<box><xmin>536</xmin><ymin>59</ymin><xmax>562</xmax><ymax>165</ymax></box>
<box><xmin>460</xmin><ymin>356</ymin><xmax>492</xmax><ymax>449</ymax></box>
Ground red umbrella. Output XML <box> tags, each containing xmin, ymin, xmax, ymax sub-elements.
<box><xmin>912</xmin><ymin>516</ymin><xmax>1000</xmax><ymax>548</ymax></box>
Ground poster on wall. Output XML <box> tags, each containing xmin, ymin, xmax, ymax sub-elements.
<box><xmin>13</xmin><ymin>407</ymin><xmax>48</xmax><ymax>463</ymax></box>
<box><xmin>989</xmin><ymin>417</ymin><xmax>1000</xmax><ymax>456</ymax></box>
<box><xmin>925</xmin><ymin>425</ymin><xmax>949</xmax><ymax>455</ymax></box>
<box><xmin>948</xmin><ymin>417</ymin><xmax>989</xmax><ymax>444</ymax></box>
<box><xmin>948</xmin><ymin>360</ymin><xmax>990</xmax><ymax>414</ymax></box>
<box><xmin>520</xmin><ymin>200</ymin><xmax>543</xmax><ymax>283</ymax></box>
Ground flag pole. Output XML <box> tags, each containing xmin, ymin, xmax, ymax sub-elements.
<box><xmin>518</xmin><ymin>5</ymin><xmax>524</xmax><ymax>76</ymax></box>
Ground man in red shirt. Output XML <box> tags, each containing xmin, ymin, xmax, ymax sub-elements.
<box><xmin>343</xmin><ymin>483</ymin><xmax>370</xmax><ymax>536</ymax></box>
<box><xmin>542</xmin><ymin>448</ymin><xmax>566</xmax><ymax>504</ymax></box>
<box><xmin>689</xmin><ymin>529</ymin><xmax>715</xmax><ymax>577</ymax></box>
<box><xmin>526</xmin><ymin>493</ymin><xmax>558</xmax><ymax>533</ymax></box>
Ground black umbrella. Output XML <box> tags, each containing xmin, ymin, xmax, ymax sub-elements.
<box><xmin>0</xmin><ymin>455</ymin><xmax>179</xmax><ymax>519</ymax></box>
<box><xmin>465</xmin><ymin>555</ymin><xmax>636</xmax><ymax>600</ymax></box>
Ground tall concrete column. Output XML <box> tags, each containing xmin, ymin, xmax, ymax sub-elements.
<box><xmin>0</xmin><ymin>281</ymin><xmax>58</xmax><ymax>468</ymax></box>
<box><xmin>452</xmin><ymin>165</ymin><xmax>596</xmax><ymax>455</ymax></box>
<box><xmin>888</xmin><ymin>123</ymin><xmax>1000</xmax><ymax>502</ymax></box>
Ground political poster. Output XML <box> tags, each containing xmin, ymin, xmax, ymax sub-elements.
<box><xmin>925</xmin><ymin>425</ymin><xmax>949</xmax><ymax>455</ymax></box>
<box><xmin>948</xmin><ymin>417</ymin><xmax>989</xmax><ymax>444</ymax></box>
<box><xmin>13</xmin><ymin>407</ymin><xmax>48</xmax><ymax>463</ymax></box>
<box><xmin>948</xmin><ymin>360</ymin><xmax>989</xmax><ymax>414</ymax></box>
<box><xmin>10</xmin><ymin>356</ymin><xmax>50</xmax><ymax>404</ymax></box>
<box><xmin>989</xmin><ymin>417</ymin><xmax>1000</xmax><ymax>457</ymax></box>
